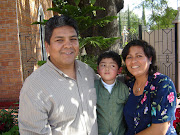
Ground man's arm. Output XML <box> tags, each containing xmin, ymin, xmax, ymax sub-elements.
<box><xmin>18</xmin><ymin>82</ymin><xmax>51</xmax><ymax>135</ymax></box>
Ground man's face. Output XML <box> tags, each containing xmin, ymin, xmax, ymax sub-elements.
<box><xmin>45</xmin><ymin>25</ymin><xmax>79</xmax><ymax>69</ymax></box>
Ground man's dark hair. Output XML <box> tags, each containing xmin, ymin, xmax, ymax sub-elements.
<box><xmin>45</xmin><ymin>15</ymin><xmax>79</xmax><ymax>44</ymax></box>
<box><xmin>122</xmin><ymin>39</ymin><xmax>157</xmax><ymax>76</ymax></box>
<box><xmin>97</xmin><ymin>51</ymin><xmax>122</xmax><ymax>69</ymax></box>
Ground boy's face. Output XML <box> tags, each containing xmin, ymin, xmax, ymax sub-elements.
<box><xmin>97</xmin><ymin>58</ymin><xmax>120</xmax><ymax>84</ymax></box>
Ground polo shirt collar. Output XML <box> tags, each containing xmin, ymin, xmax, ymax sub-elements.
<box><xmin>47</xmin><ymin>57</ymin><xmax>79</xmax><ymax>78</ymax></box>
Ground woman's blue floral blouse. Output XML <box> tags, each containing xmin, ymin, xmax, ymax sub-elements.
<box><xmin>123</xmin><ymin>72</ymin><xmax>177</xmax><ymax>135</ymax></box>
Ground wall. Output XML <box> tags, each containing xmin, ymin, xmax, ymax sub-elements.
<box><xmin>0</xmin><ymin>0</ymin><xmax>22</xmax><ymax>105</ymax></box>
<box><xmin>0</xmin><ymin>0</ymin><xmax>53</xmax><ymax>108</ymax></box>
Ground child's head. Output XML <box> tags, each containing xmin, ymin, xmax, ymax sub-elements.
<box><xmin>97</xmin><ymin>51</ymin><xmax>122</xmax><ymax>84</ymax></box>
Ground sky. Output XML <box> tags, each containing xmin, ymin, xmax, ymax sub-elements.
<box><xmin>122</xmin><ymin>0</ymin><xmax>179</xmax><ymax>19</ymax></box>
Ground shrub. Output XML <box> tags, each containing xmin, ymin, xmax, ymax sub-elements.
<box><xmin>0</xmin><ymin>108</ymin><xmax>19</xmax><ymax>135</ymax></box>
<box><xmin>174</xmin><ymin>93</ymin><xmax>180</xmax><ymax>134</ymax></box>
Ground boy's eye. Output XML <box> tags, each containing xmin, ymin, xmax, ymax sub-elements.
<box><xmin>100</xmin><ymin>64</ymin><xmax>105</xmax><ymax>67</ymax></box>
<box><xmin>111</xmin><ymin>65</ymin><xmax>115</xmax><ymax>68</ymax></box>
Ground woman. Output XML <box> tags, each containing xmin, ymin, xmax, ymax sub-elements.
<box><xmin>122</xmin><ymin>40</ymin><xmax>177</xmax><ymax>135</ymax></box>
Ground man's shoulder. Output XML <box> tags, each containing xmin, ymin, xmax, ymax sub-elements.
<box><xmin>76</xmin><ymin>60</ymin><xmax>94</xmax><ymax>72</ymax></box>
<box><xmin>24</xmin><ymin>63</ymin><xmax>48</xmax><ymax>83</ymax></box>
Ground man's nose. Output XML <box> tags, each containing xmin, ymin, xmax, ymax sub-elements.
<box><xmin>64</xmin><ymin>40</ymin><xmax>72</xmax><ymax>48</ymax></box>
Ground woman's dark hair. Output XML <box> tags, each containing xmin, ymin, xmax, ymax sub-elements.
<box><xmin>97</xmin><ymin>51</ymin><xmax>122</xmax><ymax>69</ymax></box>
<box><xmin>122</xmin><ymin>39</ymin><xmax>157</xmax><ymax>76</ymax></box>
<box><xmin>45</xmin><ymin>15</ymin><xmax>79</xmax><ymax>44</ymax></box>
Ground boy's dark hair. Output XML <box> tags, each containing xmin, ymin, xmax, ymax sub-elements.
<box><xmin>97</xmin><ymin>51</ymin><xmax>122</xmax><ymax>69</ymax></box>
<box><xmin>122</xmin><ymin>39</ymin><xmax>157</xmax><ymax>76</ymax></box>
<box><xmin>45</xmin><ymin>15</ymin><xmax>79</xmax><ymax>44</ymax></box>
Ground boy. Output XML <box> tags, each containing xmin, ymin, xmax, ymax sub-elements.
<box><xmin>95</xmin><ymin>51</ymin><xmax>129</xmax><ymax>135</ymax></box>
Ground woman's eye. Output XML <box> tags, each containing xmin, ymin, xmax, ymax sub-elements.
<box><xmin>126</xmin><ymin>56</ymin><xmax>131</xmax><ymax>59</ymax></box>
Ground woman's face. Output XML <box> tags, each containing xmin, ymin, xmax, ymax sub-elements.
<box><xmin>125</xmin><ymin>46</ymin><xmax>151</xmax><ymax>78</ymax></box>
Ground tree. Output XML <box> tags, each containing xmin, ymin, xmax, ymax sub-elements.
<box><xmin>118</xmin><ymin>8</ymin><xmax>141</xmax><ymax>44</ymax></box>
<box><xmin>138</xmin><ymin>0</ymin><xmax>178</xmax><ymax>29</ymax></box>
<box><xmin>142</xmin><ymin>2</ymin><xmax>146</xmax><ymax>26</ymax></box>
<box><xmin>34</xmin><ymin>0</ymin><xmax>121</xmax><ymax>56</ymax></box>
<box><xmin>52</xmin><ymin>0</ymin><xmax>124</xmax><ymax>54</ymax></box>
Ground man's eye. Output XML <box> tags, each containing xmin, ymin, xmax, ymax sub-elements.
<box><xmin>71</xmin><ymin>38</ymin><xmax>77</xmax><ymax>41</ymax></box>
<box><xmin>137</xmin><ymin>55</ymin><xmax>142</xmax><ymax>58</ymax></box>
<box><xmin>57</xmin><ymin>40</ymin><xmax>63</xmax><ymax>42</ymax></box>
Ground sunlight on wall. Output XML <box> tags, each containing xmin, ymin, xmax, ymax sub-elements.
<box><xmin>30</xmin><ymin>0</ymin><xmax>35</xmax><ymax>17</ymax></box>
<box><xmin>21</xmin><ymin>0</ymin><xmax>26</xmax><ymax>10</ymax></box>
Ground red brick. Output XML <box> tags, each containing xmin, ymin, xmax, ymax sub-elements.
<box><xmin>1</xmin><ymin>62</ymin><xmax>8</xmax><ymax>66</ymax></box>
<box><xmin>0</xmin><ymin>0</ymin><xmax>53</xmax><ymax>104</ymax></box>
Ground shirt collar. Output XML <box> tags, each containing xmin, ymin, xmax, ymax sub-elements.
<box><xmin>47</xmin><ymin>57</ymin><xmax>79</xmax><ymax>78</ymax></box>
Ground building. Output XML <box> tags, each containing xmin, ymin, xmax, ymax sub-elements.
<box><xmin>0</xmin><ymin>0</ymin><xmax>53</xmax><ymax>108</ymax></box>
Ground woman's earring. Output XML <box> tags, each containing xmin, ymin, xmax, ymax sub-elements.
<box><xmin>149</xmin><ymin>61</ymin><xmax>152</xmax><ymax>64</ymax></box>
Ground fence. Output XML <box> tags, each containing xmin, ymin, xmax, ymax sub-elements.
<box><xmin>121</xmin><ymin>25</ymin><xmax>177</xmax><ymax>87</ymax></box>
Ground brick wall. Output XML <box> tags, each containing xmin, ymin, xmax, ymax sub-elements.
<box><xmin>0</xmin><ymin>0</ymin><xmax>22</xmax><ymax>106</ymax></box>
<box><xmin>0</xmin><ymin>0</ymin><xmax>53</xmax><ymax>108</ymax></box>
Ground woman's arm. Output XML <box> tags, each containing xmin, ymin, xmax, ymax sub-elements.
<box><xmin>136</xmin><ymin>122</ymin><xmax>170</xmax><ymax>135</ymax></box>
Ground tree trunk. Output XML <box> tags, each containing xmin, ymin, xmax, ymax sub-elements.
<box><xmin>67</xmin><ymin>0</ymin><xmax>124</xmax><ymax>55</ymax></box>
<box><xmin>91</xmin><ymin>0</ymin><xmax>124</xmax><ymax>55</ymax></box>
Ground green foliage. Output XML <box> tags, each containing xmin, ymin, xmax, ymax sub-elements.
<box><xmin>2</xmin><ymin>125</ymin><xmax>19</xmax><ymax>135</ymax></box>
<box><xmin>148</xmin><ymin>7</ymin><xmax>178</xmax><ymax>29</ymax></box>
<box><xmin>142</xmin><ymin>2</ymin><xmax>146</xmax><ymax>26</ymax></box>
<box><xmin>177</xmin><ymin>93</ymin><xmax>180</xmax><ymax>99</ymax></box>
<box><xmin>79</xmin><ymin>36</ymin><xmax>120</xmax><ymax>49</ymax></box>
<box><xmin>80</xmin><ymin>55</ymin><xmax>98</xmax><ymax>73</ymax></box>
<box><xmin>119</xmin><ymin>10</ymin><xmax>140</xmax><ymax>34</ymax></box>
<box><xmin>138</xmin><ymin>0</ymin><xmax>178</xmax><ymax>30</ymax></box>
<box><xmin>33</xmin><ymin>0</ymin><xmax>119</xmax><ymax>69</ymax></box>
<box><xmin>47</xmin><ymin>4</ymin><xmax>117</xmax><ymax>34</ymax></box>
<box><xmin>0</xmin><ymin>108</ymin><xmax>19</xmax><ymax>134</ymax></box>
<box><xmin>37</xmin><ymin>60</ymin><xmax>47</xmax><ymax>66</ymax></box>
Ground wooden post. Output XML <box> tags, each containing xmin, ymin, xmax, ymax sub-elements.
<box><xmin>173</xmin><ymin>7</ymin><xmax>180</xmax><ymax>93</ymax></box>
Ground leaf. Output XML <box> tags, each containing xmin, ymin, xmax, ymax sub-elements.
<box><xmin>152</xmin><ymin>102</ymin><xmax>157</xmax><ymax>106</ymax></box>
<box><xmin>157</xmin><ymin>104</ymin><xmax>161</xmax><ymax>112</ymax></box>
<box><xmin>74</xmin><ymin>0</ymin><xmax>80</xmax><ymax>6</ymax></box>
<box><xmin>163</xmin><ymin>84</ymin><xmax>168</xmax><ymax>88</ymax></box>
<box><xmin>90</xmin><ymin>0</ymin><xmax>96</xmax><ymax>5</ymax></box>
<box><xmin>162</xmin><ymin>115</ymin><xmax>168</xmax><ymax>120</ymax></box>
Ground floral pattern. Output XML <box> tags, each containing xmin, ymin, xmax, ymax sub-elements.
<box><xmin>167</xmin><ymin>92</ymin><xmax>175</xmax><ymax>103</ymax></box>
<box><xmin>124</xmin><ymin>72</ymin><xmax>177</xmax><ymax>135</ymax></box>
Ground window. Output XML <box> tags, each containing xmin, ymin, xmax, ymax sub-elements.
<box><xmin>38</xmin><ymin>5</ymin><xmax>47</xmax><ymax>61</ymax></box>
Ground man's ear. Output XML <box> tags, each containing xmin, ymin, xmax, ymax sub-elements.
<box><xmin>45</xmin><ymin>41</ymin><xmax>50</xmax><ymax>54</ymax></box>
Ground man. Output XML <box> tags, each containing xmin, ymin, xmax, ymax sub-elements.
<box><xmin>18</xmin><ymin>15</ymin><xmax>98</xmax><ymax>135</ymax></box>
